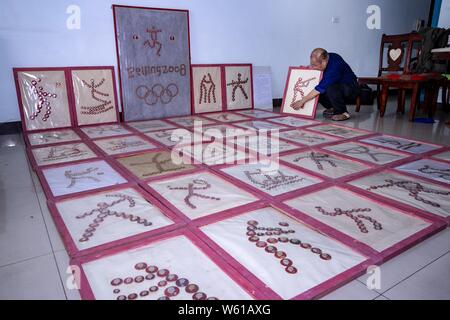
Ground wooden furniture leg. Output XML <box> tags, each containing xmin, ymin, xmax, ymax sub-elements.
<box><xmin>409</xmin><ymin>83</ymin><xmax>419</xmax><ymax>121</ymax></box>
<box><xmin>397</xmin><ymin>89</ymin><xmax>406</xmax><ymax>114</ymax></box>
<box><xmin>356</xmin><ymin>96</ymin><xmax>361</xmax><ymax>112</ymax></box>
<box><xmin>380</xmin><ymin>84</ymin><xmax>389</xmax><ymax>117</ymax></box>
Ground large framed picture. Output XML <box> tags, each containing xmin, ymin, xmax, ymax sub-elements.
<box><xmin>281</xmin><ymin>67</ymin><xmax>322</xmax><ymax>119</ymax></box>
<box><xmin>113</xmin><ymin>5</ymin><xmax>192</xmax><ymax>121</ymax></box>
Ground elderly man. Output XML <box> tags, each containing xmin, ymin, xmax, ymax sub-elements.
<box><xmin>292</xmin><ymin>48</ymin><xmax>359</xmax><ymax>121</ymax></box>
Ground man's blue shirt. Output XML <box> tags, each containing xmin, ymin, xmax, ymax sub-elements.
<box><xmin>315</xmin><ymin>53</ymin><xmax>357</xmax><ymax>94</ymax></box>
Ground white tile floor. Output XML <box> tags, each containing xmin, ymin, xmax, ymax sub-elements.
<box><xmin>0</xmin><ymin>99</ymin><xmax>448</xmax><ymax>300</ymax></box>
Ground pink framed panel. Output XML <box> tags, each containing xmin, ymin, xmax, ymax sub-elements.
<box><xmin>343</xmin><ymin>169</ymin><xmax>450</xmax><ymax>225</ymax></box>
<box><xmin>191</xmin><ymin>64</ymin><xmax>226</xmax><ymax>114</ymax></box>
<box><xmin>280</xmin><ymin>67</ymin><xmax>323</xmax><ymax>119</ymax></box>
<box><xmin>319</xmin><ymin>140</ymin><xmax>415</xmax><ymax>168</ymax></box>
<box><xmin>140</xmin><ymin>169</ymin><xmax>261</xmax><ymax>224</ymax></box>
<box><xmin>211</xmin><ymin>161</ymin><xmax>327</xmax><ymax>203</ymax></box>
<box><xmin>71</xmin><ymin>228</ymin><xmax>265</xmax><ymax>300</ymax></box>
<box><xmin>273</xmin><ymin>128</ymin><xmax>344</xmax><ymax>148</ymax></box>
<box><xmin>392</xmin><ymin>158</ymin><xmax>450</xmax><ymax>188</ymax></box>
<box><xmin>26</xmin><ymin>141</ymin><xmax>101</xmax><ymax>170</ymax></box>
<box><xmin>189</xmin><ymin>204</ymin><xmax>372</xmax><ymax>300</ymax></box>
<box><xmin>223</xmin><ymin>64</ymin><xmax>254</xmax><ymax>111</ymax></box>
<box><xmin>23</xmin><ymin>128</ymin><xmax>84</xmax><ymax>148</ymax></box>
<box><xmin>163</xmin><ymin>114</ymin><xmax>218</xmax><ymax>128</ymax></box>
<box><xmin>46</xmin><ymin>184</ymin><xmax>185</xmax><ymax>258</ymax></box>
<box><xmin>278</xmin><ymin>147</ymin><xmax>379</xmax><ymax>183</ymax></box>
<box><xmin>90</xmin><ymin>134</ymin><xmax>160</xmax><ymax>158</ymax></box>
<box><xmin>141</xmin><ymin>127</ymin><xmax>197</xmax><ymax>149</ymax></box>
<box><xmin>68</xmin><ymin>66</ymin><xmax>120</xmax><ymax>127</ymax></box>
<box><xmin>358</xmin><ymin>134</ymin><xmax>445</xmax><ymax>157</ymax></box>
<box><xmin>36</xmin><ymin>157</ymin><xmax>132</xmax><ymax>201</ymax></box>
<box><xmin>265</xmin><ymin>115</ymin><xmax>321</xmax><ymax>129</ymax></box>
<box><xmin>200</xmin><ymin>111</ymin><xmax>252</xmax><ymax>123</ymax></box>
<box><xmin>304</xmin><ymin>123</ymin><xmax>377</xmax><ymax>140</ymax></box>
<box><xmin>231</xmin><ymin>119</ymin><xmax>292</xmax><ymax>133</ymax></box>
<box><xmin>277</xmin><ymin>185</ymin><xmax>446</xmax><ymax>264</ymax></box>
<box><xmin>123</xmin><ymin>119</ymin><xmax>178</xmax><ymax>133</ymax></box>
<box><xmin>13</xmin><ymin>67</ymin><xmax>75</xmax><ymax>133</ymax></box>
<box><xmin>233</xmin><ymin>109</ymin><xmax>282</xmax><ymax>119</ymax></box>
<box><xmin>113</xmin><ymin>149</ymin><xmax>202</xmax><ymax>184</ymax></box>
<box><xmin>78</xmin><ymin>123</ymin><xmax>133</xmax><ymax>140</ymax></box>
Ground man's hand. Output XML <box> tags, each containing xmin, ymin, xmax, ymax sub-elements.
<box><xmin>292</xmin><ymin>99</ymin><xmax>306</xmax><ymax>110</ymax></box>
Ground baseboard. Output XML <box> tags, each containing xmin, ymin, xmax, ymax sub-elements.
<box><xmin>0</xmin><ymin>121</ymin><xmax>22</xmax><ymax>135</ymax></box>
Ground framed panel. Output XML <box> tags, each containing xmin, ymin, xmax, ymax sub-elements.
<box><xmin>233</xmin><ymin>120</ymin><xmax>289</xmax><ymax>132</ymax></box>
<box><xmin>115</xmin><ymin>150</ymin><xmax>197</xmax><ymax>181</ymax></box>
<box><xmin>306</xmin><ymin>124</ymin><xmax>372</xmax><ymax>139</ymax></box>
<box><xmin>73</xmin><ymin>230</ymin><xmax>262</xmax><ymax>300</ymax></box>
<box><xmin>432</xmin><ymin>150</ymin><xmax>450</xmax><ymax>163</ymax></box>
<box><xmin>274</xmin><ymin>129</ymin><xmax>340</xmax><ymax>147</ymax></box>
<box><xmin>280</xmin><ymin>67</ymin><xmax>322</xmax><ymax>119</ymax></box>
<box><xmin>93</xmin><ymin>135</ymin><xmax>158</xmax><ymax>156</ymax></box>
<box><xmin>197</xmin><ymin>206</ymin><xmax>369</xmax><ymax>300</ymax></box>
<box><xmin>143</xmin><ymin>170</ymin><xmax>259</xmax><ymax>221</ymax></box>
<box><xmin>26</xmin><ymin>129</ymin><xmax>82</xmax><ymax>147</ymax></box>
<box><xmin>360</xmin><ymin>135</ymin><xmax>443</xmax><ymax>155</ymax></box>
<box><xmin>38</xmin><ymin>159</ymin><xmax>129</xmax><ymax>199</ymax></box>
<box><xmin>235</xmin><ymin>109</ymin><xmax>281</xmax><ymax>119</ymax></box>
<box><xmin>125</xmin><ymin>119</ymin><xmax>177</xmax><ymax>133</ymax></box>
<box><xmin>283</xmin><ymin>187</ymin><xmax>434</xmax><ymax>255</ymax></box>
<box><xmin>201</xmin><ymin>112</ymin><xmax>250</xmax><ymax>123</ymax></box>
<box><xmin>224</xmin><ymin>64</ymin><xmax>254</xmax><ymax>111</ymax></box>
<box><xmin>166</xmin><ymin>115</ymin><xmax>216</xmax><ymax>128</ymax></box>
<box><xmin>80</xmin><ymin>124</ymin><xmax>132</xmax><ymax>139</ymax></box>
<box><xmin>29</xmin><ymin>142</ymin><xmax>98</xmax><ymax>168</ymax></box>
<box><xmin>70</xmin><ymin>67</ymin><xmax>119</xmax><ymax>126</ymax></box>
<box><xmin>47</xmin><ymin>186</ymin><xmax>183</xmax><ymax>257</ymax></box>
<box><xmin>348</xmin><ymin>171</ymin><xmax>450</xmax><ymax>223</ymax></box>
<box><xmin>13</xmin><ymin>68</ymin><xmax>73</xmax><ymax>132</ymax></box>
<box><xmin>144</xmin><ymin>128</ymin><xmax>194</xmax><ymax>147</ymax></box>
<box><xmin>191</xmin><ymin>65</ymin><xmax>224</xmax><ymax>114</ymax></box>
<box><xmin>267</xmin><ymin>116</ymin><xmax>319</xmax><ymax>128</ymax></box>
<box><xmin>395</xmin><ymin>159</ymin><xmax>450</xmax><ymax>186</ymax></box>
<box><xmin>113</xmin><ymin>5</ymin><xmax>191</xmax><ymax>121</ymax></box>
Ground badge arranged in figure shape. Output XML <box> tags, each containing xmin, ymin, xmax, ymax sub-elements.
<box><xmin>199</xmin><ymin>73</ymin><xmax>216</xmax><ymax>104</ymax></box>
<box><xmin>366</xmin><ymin>179</ymin><xmax>450</xmax><ymax>208</ymax></box>
<box><xmin>294</xmin><ymin>152</ymin><xmax>337</xmax><ymax>171</ymax></box>
<box><xmin>81</xmin><ymin>78</ymin><xmax>113</xmax><ymax>115</ymax></box>
<box><xmin>167</xmin><ymin>179</ymin><xmax>221</xmax><ymax>209</ymax></box>
<box><xmin>109</xmin><ymin>262</ymin><xmax>218</xmax><ymax>300</ymax></box>
<box><xmin>143</xmin><ymin>26</ymin><xmax>163</xmax><ymax>56</ymax></box>
<box><xmin>29</xmin><ymin>78</ymin><xmax>58</xmax><ymax>121</ymax></box>
<box><xmin>64</xmin><ymin>167</ymin><xmax>104</xmax><ymax>188</ymax></box>
<box><xmin>244</xmin><ymin>169</ymin><xmax>305</xmax><ymax>191</ymax></box>
<box><xmin>290</xmin><ymin>77</ymin><xmax>316</xmax><ymax>108</ymax></box>
<box><xmin>75</xmin><ymin>193</ymin><xmax>153</xmax><ymax>242</ymax></box>
<box><xmin>227</xmin><ymin>73</ymin><xmax>249</xmax><ymax>102</ymax></box>
<box><xmin>246</xmin><ymin>220</ymin><xmax>332</xmax><ymax>275</ymax></box>
<box><xmin>315</xmin><ymin>207</ymin><xmax>382</xmax><ymax>233</ymax></box>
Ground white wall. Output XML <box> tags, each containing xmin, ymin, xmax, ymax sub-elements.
<box><xmin>439</xmin><ymin>0</ymin><xmax>450</xmax><ymax>27</ymax></box>
<box><xmin>0</xmin><ymin>0</ymin><xmax>431</xmax><ymax>123</ymax></box>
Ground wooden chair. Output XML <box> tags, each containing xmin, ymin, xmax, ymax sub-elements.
<box><xmin>356</xmin><ymin>32</ymin><xmax>423</xmax><ymax>115</ymax></box>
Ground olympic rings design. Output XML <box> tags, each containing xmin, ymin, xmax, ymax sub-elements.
<box><xmin>135</xmin><ymin>83</ymin><xmax>179</xmax><ymax>106</ymax></box>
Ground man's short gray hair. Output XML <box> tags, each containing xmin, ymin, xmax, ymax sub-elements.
<box><xmin>311</xmin><ymin>48</ymin><xmax>329</xmax><ymax>62</ymax></box>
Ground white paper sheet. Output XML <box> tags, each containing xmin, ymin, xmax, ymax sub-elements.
<box><xmin>55</xmin><ymin>188</ymin><xmax>174</xmax><ymax>250</ymax></box>
<box><xmin>360</xmin><ymin>135</ymin><xmax>441</xmax><ymax>154</ymax></box>
<box><xmin>274</xmin><ymin>129</ymin><xmax>339</xmax><ymax>146</ymax></box>
<box><xmin>253</xmin><ymin>66</ymin><xmax>273</xmax><ymax>111</ymax></box>
<box><xmin>32</xmin><ymin>142</ymin><xmax>97</xmax><ymax>166</ymax></box>
<box><xmin>349</xmin><ymin>171</ymin><xmax>450</xmax><ymax>218</ymax></box>
<box><xmin>396</xmin><ymin>159</ymin><xmax>450</xmax><ymax>185</ymax></box>
<box><xmin>42</xmin><ymin>160</ymin><xmax>127</xmax><ymax>197</ymax></box>
<box><xmin>284</xmin><ymin>187</ymin><xmax>431</xmax><ymax>252</ymax></box>
<box><xmin>93</xmin><ymin>135</ymin><xmax>157</xmax><ymax>155</ymax></box>
<box><xmin>307</xmin><ymin>125</ymin><xmax>369</xmax><ymax>139</ymax></box>
<box><xmin>126</xmin><ymin>120</ymin><xmax>176</xmax><ymax>133</ymax></box>
<box><xmin>81</xmin><ymin>125</ymin><xmax>131</xmax><ymax>139</ymax></box>
<box><xmin>27</xmin><ymin>129</ymin><xmax>81</xmax><ymax>146</ymax></box>
<box><xmin>201</xmin><ymin>207</ymin><xmax>366</xmax><ymax>300</ymax></box>
<box><xmin>324</xmin><ymin>142</ymin><xmax>408</xmax><ymax>165</ymax></box>
<box><xmin>82</xmin><ymin>235</ymin><xmax>253</xmax><ymax>300</ymax></box>
<box><xmin>220</xmin><ymin>163</ymin><xmax>321</xmax><ymax>196</ymax></box>
<box><xmin>281</xmin><ymin>150</ymin><xmax>371</xmax><ymax>178</ymax></box>
<box><xmin>148</xmin><ymin>172</ymin><xmax>258</xmax><ymax>220</ymax></box>
<box><xmin>433</xmin><ymin>151</ymin><xmax>450</xmax><ymax>163</ymax></box>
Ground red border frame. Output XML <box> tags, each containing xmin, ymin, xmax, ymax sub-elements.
<box><xmin>23</xmin><ymin>128</ymin><xmax>84</xmax><ymax>148</ymax></box>
<box><xmin>36</xmin><ymin>157</ymin><xmax>132</xmax><ymax>201</ymax></box>
<box><xmin>139</xmin><ymin>169</ymin><xmax>261</xmax><ymax>224</ymax></box>
<box><xmin>67</xmin><ymin>66</ymin><xmax>120</xmax><ymax>127</ymax></box>
<box><xmin>392</xmin><ymin>157</ymin><xmax>450</xmax><ymax>188</ymax></box>
<box><xmin>46</xmin><ymin>184</ymin><xmax>185</xmax><ymax>258</ymax></box>
<box><xmin>191</xmin><ymin>64</ymin><xmax>225</xmax><ymax>115</ymax></box>
<box><xmin>223</xmin><ymin>63</ymin><xmax>255</xmax><ymax>112</ymax></box>
<box><xmin>13</xmin><ymin>67</ymin><xmax>75</xmax><ymax>133</ymax></box>
<box><xmin>276</xmin><ymin>185</ymin><xmax>446</xmax><ymax>264</ymax></box>
<box><xmin>280</xmin><ymin>66</ymin><xmax>323</xmax><ymax>120</ymax></box>
<box><xmin>90</xmin><ymin>134</ymin><xmax>161</xmax><ymax>158</ymax></box>
<box><xmin>188</xmin><ymin>203</ymin><xmax>373</xmax><ymax>300</ymax></box>
<box><xmin>112</xmin><ymin>4</ymin><xmax>192</xmax><ymax>122</ymax></box>
<box><xmin>71</xmin><ymin>228</ymin><xmax>266</xmax><ymax>300</ymax></box>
